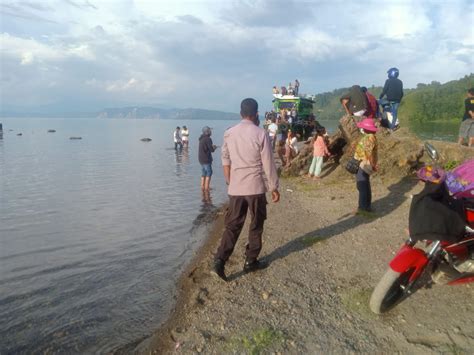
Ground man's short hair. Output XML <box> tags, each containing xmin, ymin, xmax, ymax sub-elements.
<box><xmin>468</xmin><ymin>88</ymin><xmax>474</xmax><ymax>96</ymax></box>
<box><xmin>240</xmin><ymin>98</ymin><xmax>258</xmax><ymax>118</ymax></box>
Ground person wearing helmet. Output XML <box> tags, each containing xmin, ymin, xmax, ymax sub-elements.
<box><xmin>379</xmin><ymin>67</ymin><xmax>404</xmax><ymax>130</ymax></box>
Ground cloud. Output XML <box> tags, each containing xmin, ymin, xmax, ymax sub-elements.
<box><xmin>0</xmin><ymin>0</ymin><xmax>472</xmax><ymax>113</ymax></box>
<box><xmin>64</xmin><ymin>0</ymin><xmax>97</xmax><ymax>10</ymax></box>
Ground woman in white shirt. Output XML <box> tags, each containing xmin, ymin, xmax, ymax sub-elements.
<box><xmin>181</xmin><ymin>126</ymin><xmax>189</xmax><ymax>147</ymax></box>
<box><xmin>284</xmin><ymin>130</ymin><xmax>298</xmax><ymax>166</ymax></box>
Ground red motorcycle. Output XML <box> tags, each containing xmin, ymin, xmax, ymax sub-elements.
<box><xmin>370</xmin><ymin>147</ymin><xmax>474</xmax><ymax>314</ymax></box>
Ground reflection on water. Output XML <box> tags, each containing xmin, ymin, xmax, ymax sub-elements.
<box><xmin>0</xmin><ymin>117</ymin><xmax>231</xmax><ymax>353</ymax></box>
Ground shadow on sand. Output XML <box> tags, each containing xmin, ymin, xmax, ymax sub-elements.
<box><xmin>262</xmin><ymin>176</ymin><xmax>419</xmax><ymax>266</ymax></box>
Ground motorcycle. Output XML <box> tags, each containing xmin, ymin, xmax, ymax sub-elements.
<box><xmin>369</xmin><ymin>144</ymin><xmax>474</xmax><ymax>314</ymax></box>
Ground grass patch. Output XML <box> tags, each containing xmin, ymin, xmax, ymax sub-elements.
<box><xmin>443</xmin><ymin>160</ymin><xmax>460</xmax><ymax>171</ymax></box>
<box><xmin>340</xmin><ymin>288</ymin><xmax>375</xmax><ymax>319</ymax></box>
<box><xmin>226</xmin><ymin>328</ymin><xmax>284</xmax><ymax>355</ymax></box>
<box><xmin>441</xmin><ymin>343</ymin><xmax>467</xmax><ymax>355</ymax></box>
<box><xmin>301</xmin><ymin>234</ymin><xmax>328</xmax><ymax>246</ymax></box>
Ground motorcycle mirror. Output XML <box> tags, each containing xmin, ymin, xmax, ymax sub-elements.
<box><xmin>424</xmin><ymin>142</ymin><xmax>439</xmax><ymax>161</ymax></box>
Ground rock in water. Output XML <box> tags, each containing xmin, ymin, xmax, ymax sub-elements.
<box><xmin>48</xmin><ymin>129</ymin><xmax>56</xmax><ymax>133</ymax></box>
<box><xmin>69</xmin><ymin>136</ymin><xmax>82</xmax><ymax>140</ymax></box>
<box><xmin>141</xmin><ymin>138</ymin><xmax>152</xmax><ymax>142</ymax></box>
<box><xmin>17</xmin><ymin>133</ymin><xmax>22</xmax><ymax>136</ymax></box>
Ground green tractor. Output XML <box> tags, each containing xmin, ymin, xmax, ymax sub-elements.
<box><xmin>272</xmin><ymin>96</ymin><xmax>316</xmax><ymax>139</ymax></box>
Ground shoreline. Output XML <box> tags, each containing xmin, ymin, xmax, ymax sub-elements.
<box><xmin>130</xmin><ymin>205</ymin><xmax>228</xmax><ymax>354</ymax></box>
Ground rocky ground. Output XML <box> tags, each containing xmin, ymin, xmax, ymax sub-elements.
<box><xmin>136</xmin><ymin>151</ymin><xmax>474</xmax><ymax>354</ymax></box>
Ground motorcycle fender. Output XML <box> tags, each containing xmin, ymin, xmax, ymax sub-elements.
<box><xmin>389</xmin><ymin>245</ymin><xmax>429</xmax><ymax>278</ymax></box>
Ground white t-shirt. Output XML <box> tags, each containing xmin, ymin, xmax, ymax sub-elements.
<box><xmin>181</xmin><ymin>129</ymin><xmax>189</xmax><ymax>141</ymax></box>
<box><xmin>268</xmin><ymin>123</ymin><xmax>278</xmax><ymax>137</ymax></box>
<box><xmin>287</xmin><ymin>137</ymin><xmax>298</xmax><ymax>154</ymax></box>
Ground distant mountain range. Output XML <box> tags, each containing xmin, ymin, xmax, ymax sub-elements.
<box><xmin>0</xmin><ymin>106</ymin><xmax>240</xmax><ymax>120</ymax></box>
<box><xmin>96</xmin><ymin>107</ymin><xmax>239</xmax><ymax>120</ymax></box>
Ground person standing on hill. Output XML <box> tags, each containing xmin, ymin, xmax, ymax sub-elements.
<box><xmin>340</xmin><ymin>85</ymin><xmax>368</xmax><ymax>118</ymax></box>
<box><xmin>307</xmin><ymin>127</ymin><xmax>330</xmax><ymax>180</ymax></box>
<box><xmin>212</xmin><ymin>98</ymin><xmax>280</xmax><ymax>281</ymax></box>
<box><xmin>198</xmin><ymin>126</ymin><xmax>216</xmax><ymax>191</ymax></box>
<box><xmin>379</xmin><ymin>67</ymin><xmax>404</xmax><ymax>130</ymax></box>
<box><xmin>361</xmin><ymin>87</ymin><xmax>378</xmax><ymax>119</ymax></box>
<box><xmin>353</xmin><ymin>118</ymin><xmax>378</xmax><ymax>213</ymax></box>
<box><xmin>458</xmin><ymin>88</ymin><xmax>474</xmax><ymax>147</ymax></box>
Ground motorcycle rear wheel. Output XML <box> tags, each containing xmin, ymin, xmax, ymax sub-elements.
<box><xmin>369</xmin><ymin>268</ymin><xmax>415</xmax><ymax>314</ymax></box>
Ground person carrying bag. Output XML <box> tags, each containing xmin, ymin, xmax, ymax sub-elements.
<box><xmin>353</xmin><ymin>118</ymin><xmax>378</xmax><ymax>213</ymax></box>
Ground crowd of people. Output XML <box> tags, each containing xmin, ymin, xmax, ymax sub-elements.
<box><xmin>174</xmin><ymin>70</ymin><xmax>473</xmax><ymax>281</ymax></box>
<box><xmin>273</xmin><ymin>79</ymin><xmax>300</xmax><ymax>96</ymax></box>
<box><xmin>263</xmin><ymin>109</ymin><xmax>315</xmax><ymax>168</ymax></box>
<box><xmin>340</xmin><ymin>68</ymin><xmax>404</xmax><ymax>132</ymax></box>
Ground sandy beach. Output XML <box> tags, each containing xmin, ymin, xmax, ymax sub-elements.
<box><xmin>135</xmin><ymin>159</ymin><xmax>474</xmax><ymax>354</ymax></box>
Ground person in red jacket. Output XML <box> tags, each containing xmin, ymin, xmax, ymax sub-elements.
<box><xmin>361</xmin><ymin>87</ymin><xmax>378</xmax><ymax>119</ymax></box>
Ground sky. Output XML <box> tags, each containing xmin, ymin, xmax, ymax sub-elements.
<box><xmin>0</xmin><ymin>0</ymin><xmax>473</xmax><ymax>114</ymax></box>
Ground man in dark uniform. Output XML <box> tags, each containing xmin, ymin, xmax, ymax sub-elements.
<box><xmin>379</xmin><ymin>67</ymin><xmax>404</xmax><ymax>130</ymax></box>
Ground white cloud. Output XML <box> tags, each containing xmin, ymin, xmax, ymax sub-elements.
<box><xmin>0</xmin><ymin>0</ymin><xmax>472</xmax><ymax>112</ymax></box>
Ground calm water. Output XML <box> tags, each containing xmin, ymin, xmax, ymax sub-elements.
<box><xmin>408</xmin><ymin>120</ymin><xmax>459</xmax><ymax>142</ymax></box>
<box><xmin>0</xmin><ymin>117</ymin><xmax>232</xmax><ymax>353</ymax></box>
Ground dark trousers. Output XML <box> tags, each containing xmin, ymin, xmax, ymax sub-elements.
<box><xmin>216</xmin><ymin>194</ymin><xmax>267</xmax><ymax>263</ymax></box>
<box><xmin>356</xmin><ymin>169</ymin><xmax>372</xmax><ymax>211</ymax></box>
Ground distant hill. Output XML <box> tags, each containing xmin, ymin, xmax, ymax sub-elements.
<box><xmin>399</xmin><ymin>74</ymin><xmax>474</xmax><ymax>122</ymax></box>
<box><xmin>312</xmin><ymin>74</ymin><xmax>473</xmax><ymax>122</ymax></box>
<box><xmin>97</xmin><ymin>107</ymin><xmax>239</xmax><ymax>120</ymax></box>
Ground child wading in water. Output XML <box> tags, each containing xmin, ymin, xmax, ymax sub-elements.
<box><xmin>307</xmin><ymin>127</ymin><xmax>329</xmax><ymax>179</ymax></box>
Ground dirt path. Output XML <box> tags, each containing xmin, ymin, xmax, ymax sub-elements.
<box><xmin>140</xmin><ymin>165</ymin><xmax>474</xmax><ymax>354</ymax></box>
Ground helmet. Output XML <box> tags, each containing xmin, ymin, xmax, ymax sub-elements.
<box><xmin>387</xmin><ymin>67</ymin><xmax>399</xmax><ymax>78</ymax></box>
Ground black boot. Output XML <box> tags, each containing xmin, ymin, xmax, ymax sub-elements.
<box><xmin>211</xmin><ymin>259</ymin><xmax>227</xmax><ymax>281</ymax></box>
<box><xmin>243</xmin><ymin>258</ymin><xmax>268</xmax><ymax>273</ymax></box>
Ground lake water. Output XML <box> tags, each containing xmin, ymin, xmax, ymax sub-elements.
<box><xmin>0</xmin><ymin>117</ymin><xmax>233</xmax><ymax>353</ymax></box>
<box><xmin>408</xmin><ymin>120</ymin><xmax>459</xmax><ymax>142</ymax></box>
